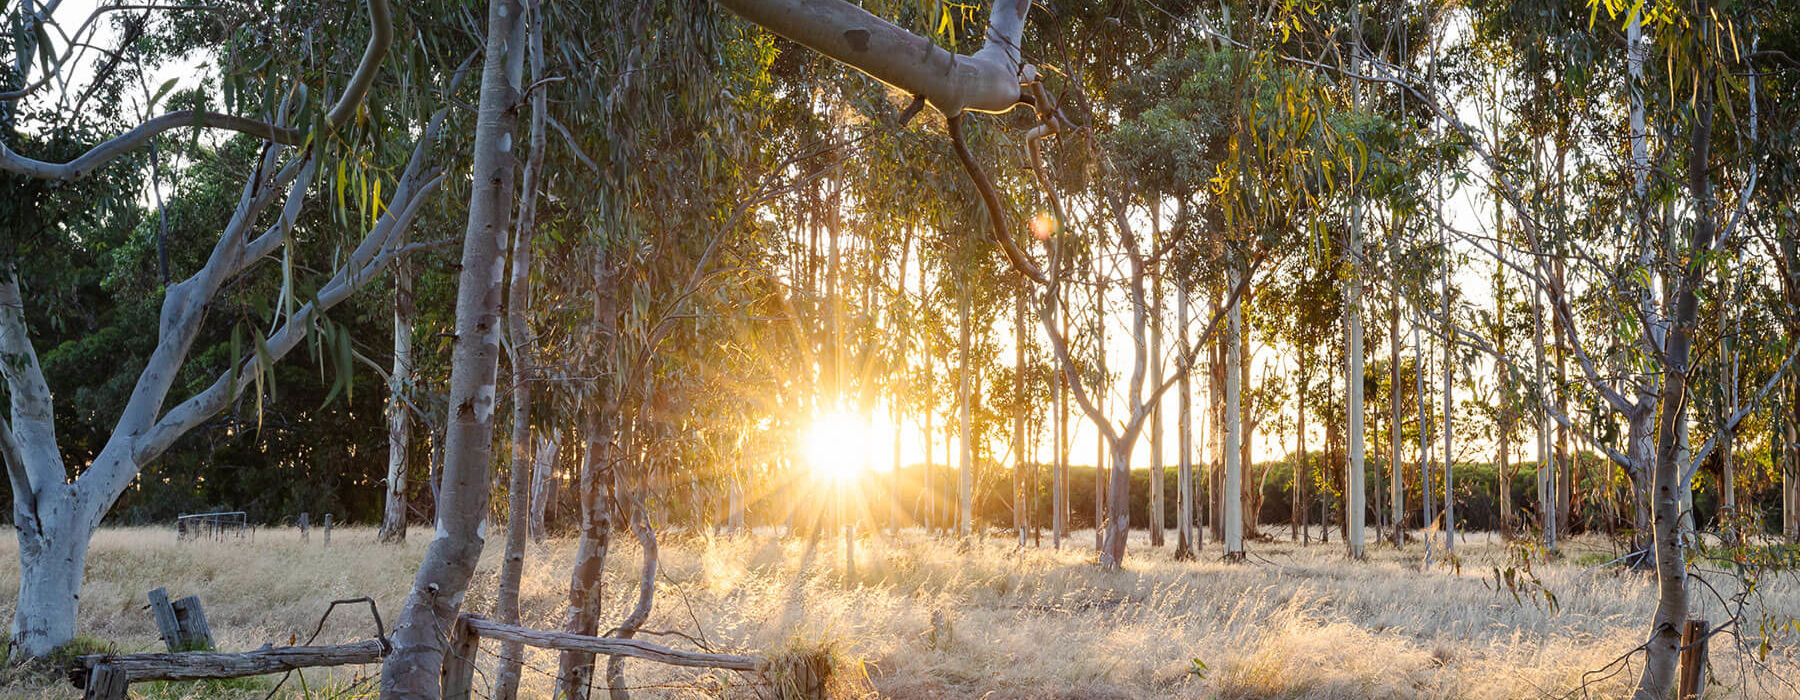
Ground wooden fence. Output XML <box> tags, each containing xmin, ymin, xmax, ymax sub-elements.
<box><xmin>72</xmin><ymin>611</ymin><xmax>797</xmax><ymax>699</ymax></box>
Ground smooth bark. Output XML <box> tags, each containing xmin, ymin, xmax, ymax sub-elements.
<box><xmin>378</xmin><ymin>0</ymin><xmax>523</xmax><ymax>689</ymax></box>
<box><xmin>492</xmin><ymin>2</ymin><xmax>548</xmax><ymax>691</ymax></box>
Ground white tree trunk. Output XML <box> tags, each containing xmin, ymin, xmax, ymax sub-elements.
<box><xmin>1224</xmin><ymin>263</ymin><xmax>1244</xmax><ymax>557</ymax></box>
<box><xmin>530</xmin><ymin>433</ymin><xmax>559</xmax><ymax>542</ymax></box>
<box><xmin>10</xmin><ymin>489</ymin><xmax>90</xmax><ymax>658</ymax></box>
<box><xmin>1148</xmin><ymin>207</ymin><xmax>1165</xmax><ymax>548</ymax></box>
<box><xmin>557</xmin><ymin>422</ymin><xmax>614</xmax><ymax>699</ymax></box>
<box><xmin>380</xmin><ymin>0</ymin><xmax>523</xmax><ymax>690</ymax></box>
<box><xmin>1389</xmin><ymin>290</ymin><xmax>1403</xmax><ymax>546</ymax></box>
<box><xmin>1345</xmin><ymin>222</ymin><xmax>1366</xmax><ymax>558</ymax></box>
<box><xmin>1015</xmin><ymin>289</ymin><xmax>1028</xmax><ymax>547</ymax></box>
<box><xmin>1441</xmin><ymin>225</ymin><xmax>1455</xmax><ymax>557</ymax></box>
<box><xmin>1176</xmin><ymin>278</ymin><xmax>1195</xmax><ymax>558</ymax></box>
<box><xmin>3</xmin><ymin>0</ymin><xmax>414</xmax><ymax>651</ymax></box>
<box><xmin>378</xmin><ymin>254</ymin><xmax>415</xmax><ymax>544</ymax></box>
<box><xmin>1344</xmin><ymin>30</ymin><xmax>1366</xmax><ymax>559</ymax></box>
<box><xmin>958</xmin><ymin>263</ymin><xmax>974</xmax><ymax>540</ymax></box>
<box><xmin>493</xmin><ymin>1</ymin><xmax>547</xmax><ymax>692</ymax></box>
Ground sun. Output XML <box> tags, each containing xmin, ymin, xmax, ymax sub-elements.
<box><xmin>803</xmin><ymin>410</ymin><xmax>869</xmax><ymax>483</ymax></box>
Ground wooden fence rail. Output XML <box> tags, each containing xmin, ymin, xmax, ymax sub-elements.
<box><xmin>71</xmin><ymin>640</ymin><xmax>386</xmax><ymax>699</ymax></box>
<box><xmin>444</xmin><ymin>613</ymin><xmax>774</xmax><ymax>698</ymax></box>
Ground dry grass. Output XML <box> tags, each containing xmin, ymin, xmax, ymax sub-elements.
<box><xmin>1</xmin><ymin>525</ymin><xmax>1797</xmax><ymax>698</ymax></box>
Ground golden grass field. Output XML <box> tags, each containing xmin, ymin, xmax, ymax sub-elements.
<box><xmin>1</xmin><ymin>526</ymin><xmax>1797</xmax><ymax>698</ymax></box>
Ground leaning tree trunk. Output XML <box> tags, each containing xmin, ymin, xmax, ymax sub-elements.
<box><xmin>379</xmin><ymin>0</ymin><xmax>522</xmax><ymax>690</ymax></box>
<box><xmin>604</xmin><ymin>498</ymin><xmax>660</xmax><ymax>700</ymax></box>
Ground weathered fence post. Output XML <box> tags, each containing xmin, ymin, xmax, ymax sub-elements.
<box><xmin>147</xmin><ymin>588</ymin><xmax>183</xmax><ymax>652</ymax></box>
<box><xmin>81</xmin><ymin>664</ymin><xmax>127</xmax><ymax>700</ymax></box>
<box><xmin>299</xmin><ymin>512</ymin><xmax>310</xmax><ymax>541</ymax></box>
<box><xmin>323</xmin><ymin>513</ymin><xmax>332</xmax><ymax>547</ymax></box>
<box><xmin>441</xmin><ymin>613</ymin><xmax>481</xmax><ymax>700</ymax></box>
<box><xmin>1679</xmin><ymin>618</ymin><xmax>1709</xmax><ymax>700</ymax></box>
<box><xmin>171</xmin><ymin>596</ymin><xmax>214</xmax><ymax>650</ymax></box>
<box><xmin>147</xmin><ymin>588</ymin><xmax>214</xmax><ymax>651</ymax></box>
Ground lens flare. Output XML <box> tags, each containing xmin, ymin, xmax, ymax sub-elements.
<box><xmin>804</xmin><ymin>410</ymin><xmax>868</xmax><ymax>483</ymax></box>
<box><xmin>1030</xmin><ymin>211</ymin><xmax>1057</xmax><ymax>241</ymax></box>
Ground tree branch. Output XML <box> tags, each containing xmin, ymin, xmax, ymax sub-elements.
<box><xmin>713</xmin><ymin>0</ymin><xmax>1029</xmax><ymax>116</ymax></box>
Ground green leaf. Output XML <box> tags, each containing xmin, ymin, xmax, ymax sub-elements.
<box><xmin>148</xmin><ymin>78</ymin><xmax>178</xmax><ymax>111</ymax></box>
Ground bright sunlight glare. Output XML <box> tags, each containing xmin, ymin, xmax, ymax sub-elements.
<box><xmin>804</xmin><ymin>410</ymin><xmax>870</xmax><ymax>483</ymax></box>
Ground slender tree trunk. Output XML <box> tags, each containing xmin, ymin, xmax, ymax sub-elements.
<box><xmin>1150</xmin><ymin>296</ymin><xmax>1166</xmax><ymax>548</ymax></box>
<box><xmin>1555</xmin><ymin>263</ymin><xmax>1573</xmax><ymax>535</ymax></box>
<box><xmin>893</xmin><ymin>229</ymin><xmax>912</xmax><ymax>538</ymax></box>
<box><xmin>1296</xmin><ymin>368</ymin><xmax>1308</xmax><ymax>545</ymax></box>
<box><xmin>1096</xmin><ymin>273</ymin><xmax>1108</xmax><ymax>552</ymax></box>
<box><xmin>1415</xmin><ymin>314</ymin><xmax>1433</xmax><ymax>530</ymax></box>
<box><xmin>1149</xmin><ymin>210</ymin><xmax>1166</xmax><ymax>548</ymax></box>
<box><xmin>493</xmin><ymin>2</ymin><xmax>548</xmax><ymax>691</ymax></box>
<box><xmin>958</xmin><ymin>261</ymin><xmax>973</xmax><ymax>541</ymax></box>
<box><xmin>1177</xmin><ymin>278</ymin><xmax>1196</xmax><ymax>559</ymax></box>
<box><xmin>1389</xmin><ymin>278</ymin><xmax>1403</xmax><ymax>546</ymax></box>
<box><xmin>604</xmin><ymin>499</ymin><xmax>660</xmax><ymax>700</ymax></box>
<box><xmin>556</xmin><ymin>417</ymin><xmax>613</xmax><ymax>700</ymax></box>
<box><xmin>1627</xmin><ymin>407</ymin><xmax>1655</xmax><ymax>540</ymax></box>
<box><xmin>1499</xmin><ymin>423</ymin><xmax>1512</xmax><ymax>538</ymax></box>
<box><xmin>1786</xmin><ymin>377</ymin><xmax>1799</xmax><ymax>542</ymax></box>
<box><xmin>1224</xmin><ymin>262</ymin><xmax>1244</xmax><ymax>558</ymax></box>
<box><xmin>380</xmin><ymin>0</ymin><xmax>522</xmax><ymax>688</ymax></box>
<box><xmin>379</xmin><ymin>254</ymin><xmax>415</xmax><ymax>544</ymax></box>
<box><xmin>1209</xmin><ymin>312</ymin><xmax>1225</xmax><ymax>543</ymax></box>
<box><xmin>1344</xmin><ymin>26</ymin><xmax>1366</xmax><ymax>559</ymax></box>
<box><xmin>1533</xmin><ymin>244</ymin><xmax>1555</xmax><ymax>551</ymax></box>
<box><xmin>1634</xmin><ymin>48</ymin><xmax>1714</xmax><ymax>695</ymax></box>
<box><xmin>1054</xmin><ymin>280</ymin><xmax>1068</xmax><ymax>548</ymax></box>
<box><xmin>1440</xmin><ymin>268</ymin><xmax>1454</xmax><ymax>557</ymax></box>
<box><xmin>1345</xmin><ymin>191</ymin><xmax>1366</xmax><ymax>559</ymax></box>
<box><xmin>924</xmin><ymin>351</ymin><xmax>935</xmax><ymax>536</ymax></box>
<box><xmin>1441</xmin><ymin>227</ymin><xmax>1454</xmax><ymax>558</ymax></box>
<box><xmin>531</xmin><ymin>433</ymin><xmax>560</xmax><ymax>542</ymax></box>
<box><xmin>1015</xmin><ymin>289</ymin><xmax>1027</xmax><ymax>547</ymax></box>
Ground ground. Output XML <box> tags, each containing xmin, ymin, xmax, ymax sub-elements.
<box><xmin>0</xmin><ymin>526</ymin><xmax>1797</xmax><ymax>698</ymax></box>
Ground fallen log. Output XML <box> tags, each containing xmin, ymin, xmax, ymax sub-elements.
<box><xmin>69</xmin><ymin>639</ymin><xmax>386</xmax><ymax>688</ymax></box>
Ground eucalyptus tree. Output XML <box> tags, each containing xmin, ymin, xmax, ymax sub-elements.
<box><xmin>0</xmin><ymin>0</ymin><xmax>476</xmax><ymax>658</ymax></box>
<box><xmin>1355</xmin><ymin>2</ymin><xmax>1782</xmax><ymax>692</ymax></box>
